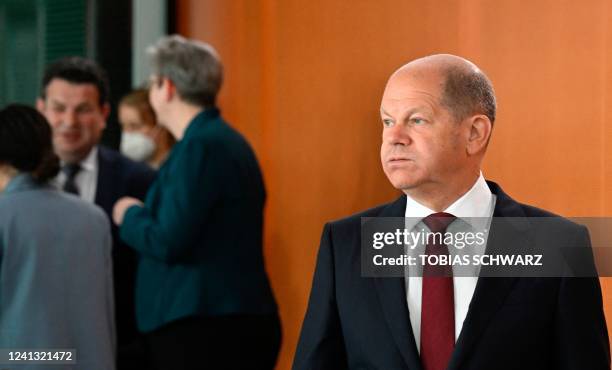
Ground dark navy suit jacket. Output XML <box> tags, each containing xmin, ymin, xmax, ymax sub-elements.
<box><xmin>94</xmin><ymin>146</ymin><xmax>156</xmax><ymax>347</ymax></box>
<box><xmin>293</xmin><ymin>181</ymin><xmax>610</xmax><ymax>370</ymax></box>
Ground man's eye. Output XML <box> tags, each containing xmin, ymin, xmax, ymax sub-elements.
<box><xmin>382</xmin><ymin>119</ymin><xmax>394</xmax><ymax>127</ymax></box>
<box><xmin>76</xmin><ymin>106</ymin><xmax>94</xmax><ymax>114</ymax></box>
<box><xmin>411</xmin><ymin>118</ymin><xmax>425</xmax><ymax>125</ymax></box>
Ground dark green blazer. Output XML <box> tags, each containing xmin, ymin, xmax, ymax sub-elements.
<box><xmin>120</xmin><ymin>108</ymin><xmax>277</xmax><ymax>333</ymax></box>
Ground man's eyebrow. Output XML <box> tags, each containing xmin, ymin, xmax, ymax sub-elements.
<box><xmin>48</xmin><ymin>98</ymin><xmax>64</xmax><ymax>106</ymax></box>
<box><xmin>380</xmin><ymin>106</ymin><xmax>430</xmax><ymax>118</ymax></box>
<box><xmin>75</xmin><ymin>101</ymin><xmax>93</xmax><ymax>109</ymax></box>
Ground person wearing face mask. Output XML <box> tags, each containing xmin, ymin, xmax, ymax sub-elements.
<box><xmin>119</xmin><ymin>89</ymin><xmax>175</xmax><ymax>168</ymax></box>
<box><xmin>0</xmin><ymin>104</ymin><xmax>115</xmax><ymax>370</ymax></box>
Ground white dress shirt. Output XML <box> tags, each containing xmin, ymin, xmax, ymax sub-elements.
<box><xmin>404</xmin><ymin>172</ymin><xmax>496</xmax><ymax>351</ymax></box>
<box><xmin>53</xmin><ymin>146</ymin><xmax>99</xmax><ymax>203</ymax></box>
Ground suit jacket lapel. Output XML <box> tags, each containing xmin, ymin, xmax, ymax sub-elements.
<box><xmin>94</xmin><ymin>147</ymin><xmax>116</xmax><ymax>216</ymax></box>
<box><xmin>447</xmin><ymin>181</ymin><xmax>529</xmax><ymax>370</ymax></box>
<box><xmin>373</xmin><ymin>195</ymin><xmax>424</xmax><ymax>370</ymax></box>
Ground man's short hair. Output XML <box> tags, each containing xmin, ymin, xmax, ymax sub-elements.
<box><xmin>147</xmin><ymin>34</ymin><xmax>222</xmax><ymax>107</ymax></box>
<box><xmin>440</xmin><ymin>65</ymin><xmax>496</xmax><ymax>125</ymax></box>
<box><xmin>40</xmin><ymin>56</ymin><xmax>110</xmax><ymax>106</ymax></box>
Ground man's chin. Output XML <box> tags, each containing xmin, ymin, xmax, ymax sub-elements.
<box><xmin>388</xmin><ymin>179</ymin><xmax>421</xmax><ymax>191</ymax></box>
<box><xmin>56</xmin><ymin>147</ymin><xmax>90</xmax><ymax>164</ymax></box>
<box><xmin>384</xmin><ymin>169</ymin><xmax>423</xmax><ymax>189</ymax></box>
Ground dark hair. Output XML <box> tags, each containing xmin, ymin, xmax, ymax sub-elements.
<box><xmin>40</xmin><ymin>56</ymin><xmax>110</xmax><ymax>106</ymax></box>
<box><xmin>441</xmin><ymin>65</ymin><xmax>496</xmax><ymax>126</ymax></box>
<box><xmin>0</xmin><ymin>104</ymin><xmax>60</xmax><ymax>183</ymax></box>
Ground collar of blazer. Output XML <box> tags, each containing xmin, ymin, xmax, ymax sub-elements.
<box><xmin>373</xmin><ymin>180</ymin><xmax>528</xmax><ymax>370</ymax></box>
<box><xmin>4</xmin><ymin>173</ymin><xmax>48</xmax><ymax>194</ymax></box>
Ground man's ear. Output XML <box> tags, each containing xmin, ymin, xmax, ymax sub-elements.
<box><xmin>36</xmin><ymin>98</ymin><xmax>45</xmax><ymax>113</ymax></box>
<box><xmin>466</xmin><ymin>115</ymin><xmax>492</xmax><ymax>155</ymax></box>
<box><xmin>101</xmin><ymin>103</ymin><xmax>111</xmax><ymax>129</ymax></box>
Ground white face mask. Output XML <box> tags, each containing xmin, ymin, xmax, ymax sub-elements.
<box><xmin>120</xmin><ymin>131</ymin><xmax>156</xmax><ymax>162</ymax></box>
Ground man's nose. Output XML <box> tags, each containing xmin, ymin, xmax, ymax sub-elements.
<box><xmin>384</xmin><ymin>123</ymin><xmax>411</xmax><ymax>145</ymax></box>
<box><xmin>63</xmin><ymin>110</ymin><xmax>78</xmax><ymax>127</ymax></box>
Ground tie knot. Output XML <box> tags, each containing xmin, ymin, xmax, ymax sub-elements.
<box><xmin>63</xmin><ymin>163</ymin><xmax>81</xmax><ymax>178</ymax></box>
<box><xmin>422</xmin><ymin>212</ymin><xmax>456</xmax><ymax>233</ymax></box>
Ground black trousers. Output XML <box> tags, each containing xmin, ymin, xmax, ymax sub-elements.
<box><xmin>145</xmin><ymin>313</ymin><xmax>282</xmax><ymax>370</ymax></box>
<box><xmin>117</xmin><ymin>336</ymin><xmax>147</xmax><ymax>370</ymax></box>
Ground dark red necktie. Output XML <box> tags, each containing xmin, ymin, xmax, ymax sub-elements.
<box><xmin>420</xmin><ymin>212</ymin><xmax>456</xmax><ymax>370</ymax></box>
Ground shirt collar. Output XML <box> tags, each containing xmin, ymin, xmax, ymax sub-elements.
<box><xmin>61</xmin><ymin>146</ymin><xmax>98</xmax><ymax>172</ymax></box>
<box><xmin>404</xmin><ymin>172</ymin><xmax>494</xmax><ymax>229</ymax></box>
<box><xmin>445</xmin><ymin>172</ymin><xmax>493</xmax><ymax>219</ymax></box>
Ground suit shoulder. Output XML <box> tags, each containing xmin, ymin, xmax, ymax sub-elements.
<box><xmin>185</xmin><ymin>118</ymin><xmax>260</xmax><ymax>167</ymax></box>
<box><xmin>122</xmin><ymin>156</ymin><xmax>157</xmax><ymax>180</ymax></box>
<box><xmin>192</xmin><ymin>118</ymin><xmax>249</xmax><ymax>147</ymax></box>
<box><xmin>516</xmin><ymin>202</ymin><xmax>585</xmax><ymax>233</ymax></box>
<box><xmin>327</xmin><ymin>199</ymin><xmax>399</xmax><ymax>230</ymax></box>
<box><xmin>2</xmin><ymin>189</ymin><xmax>109</xmax><ymax>230</ymax></box>
<box><xmin>518</xmin><ymin>202</ymin><xmax>560</xmax><ymax>217</ymax></box>
<box><xmin>98</xmin><ymin>146</ymin><xmax>156</xmax><ymax>179</ymax></box>
<box><xmin>54</xmin><ymin>191</ymin><xmax>108</xmax><ymax>221</ymax></box>
<box><xmin>97</xmin><ymin>145</ymin><xmax>122</xmax><ymax>163</ymax></box>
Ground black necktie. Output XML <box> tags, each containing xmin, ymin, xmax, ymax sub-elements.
<box><xmin>62</xmin><ymin>163</ymin><xmax>81</xmax><ymax>195</ymax></box>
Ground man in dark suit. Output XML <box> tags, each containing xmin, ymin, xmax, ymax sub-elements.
<box><xmin>293</xmin><ymin>54</ymin><xmax>610</xmax><ymax>369</ymax></box>
<box><xmin>36</xmin><ymin>57</ymin><xmax>156</xmax><ymax>370</ymax></box>
<box><xmin>113</xmin><ymin>35</ymin><xmax>281</xmax><ymax>370</ymax></box>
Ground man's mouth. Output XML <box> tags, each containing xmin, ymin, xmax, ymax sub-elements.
<box><xmin>58</xmin><ymin>132</ymin><xmax>81</xmax><ymax>141</ymax></box>
<box><xmin>388</xmin><ymin>157</ymin><xmax>412</xmax><ymax>162</ymax></box>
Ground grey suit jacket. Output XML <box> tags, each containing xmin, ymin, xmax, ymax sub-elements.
<box><xmin>0</xmin><ymin>174</ymin><xmax>115</xmax><ymax>370</ymax></box>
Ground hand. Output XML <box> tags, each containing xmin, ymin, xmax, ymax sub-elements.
<box><xmin>113</xmin><ymin>197</ymin><xmax>143</xmax><ymax>225</ymax></box>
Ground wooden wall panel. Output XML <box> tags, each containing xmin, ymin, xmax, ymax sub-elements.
<box><xmin>176</xmin><ymin>1</ymin><xmax>612</xmax><ymax>369</ymax></box>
